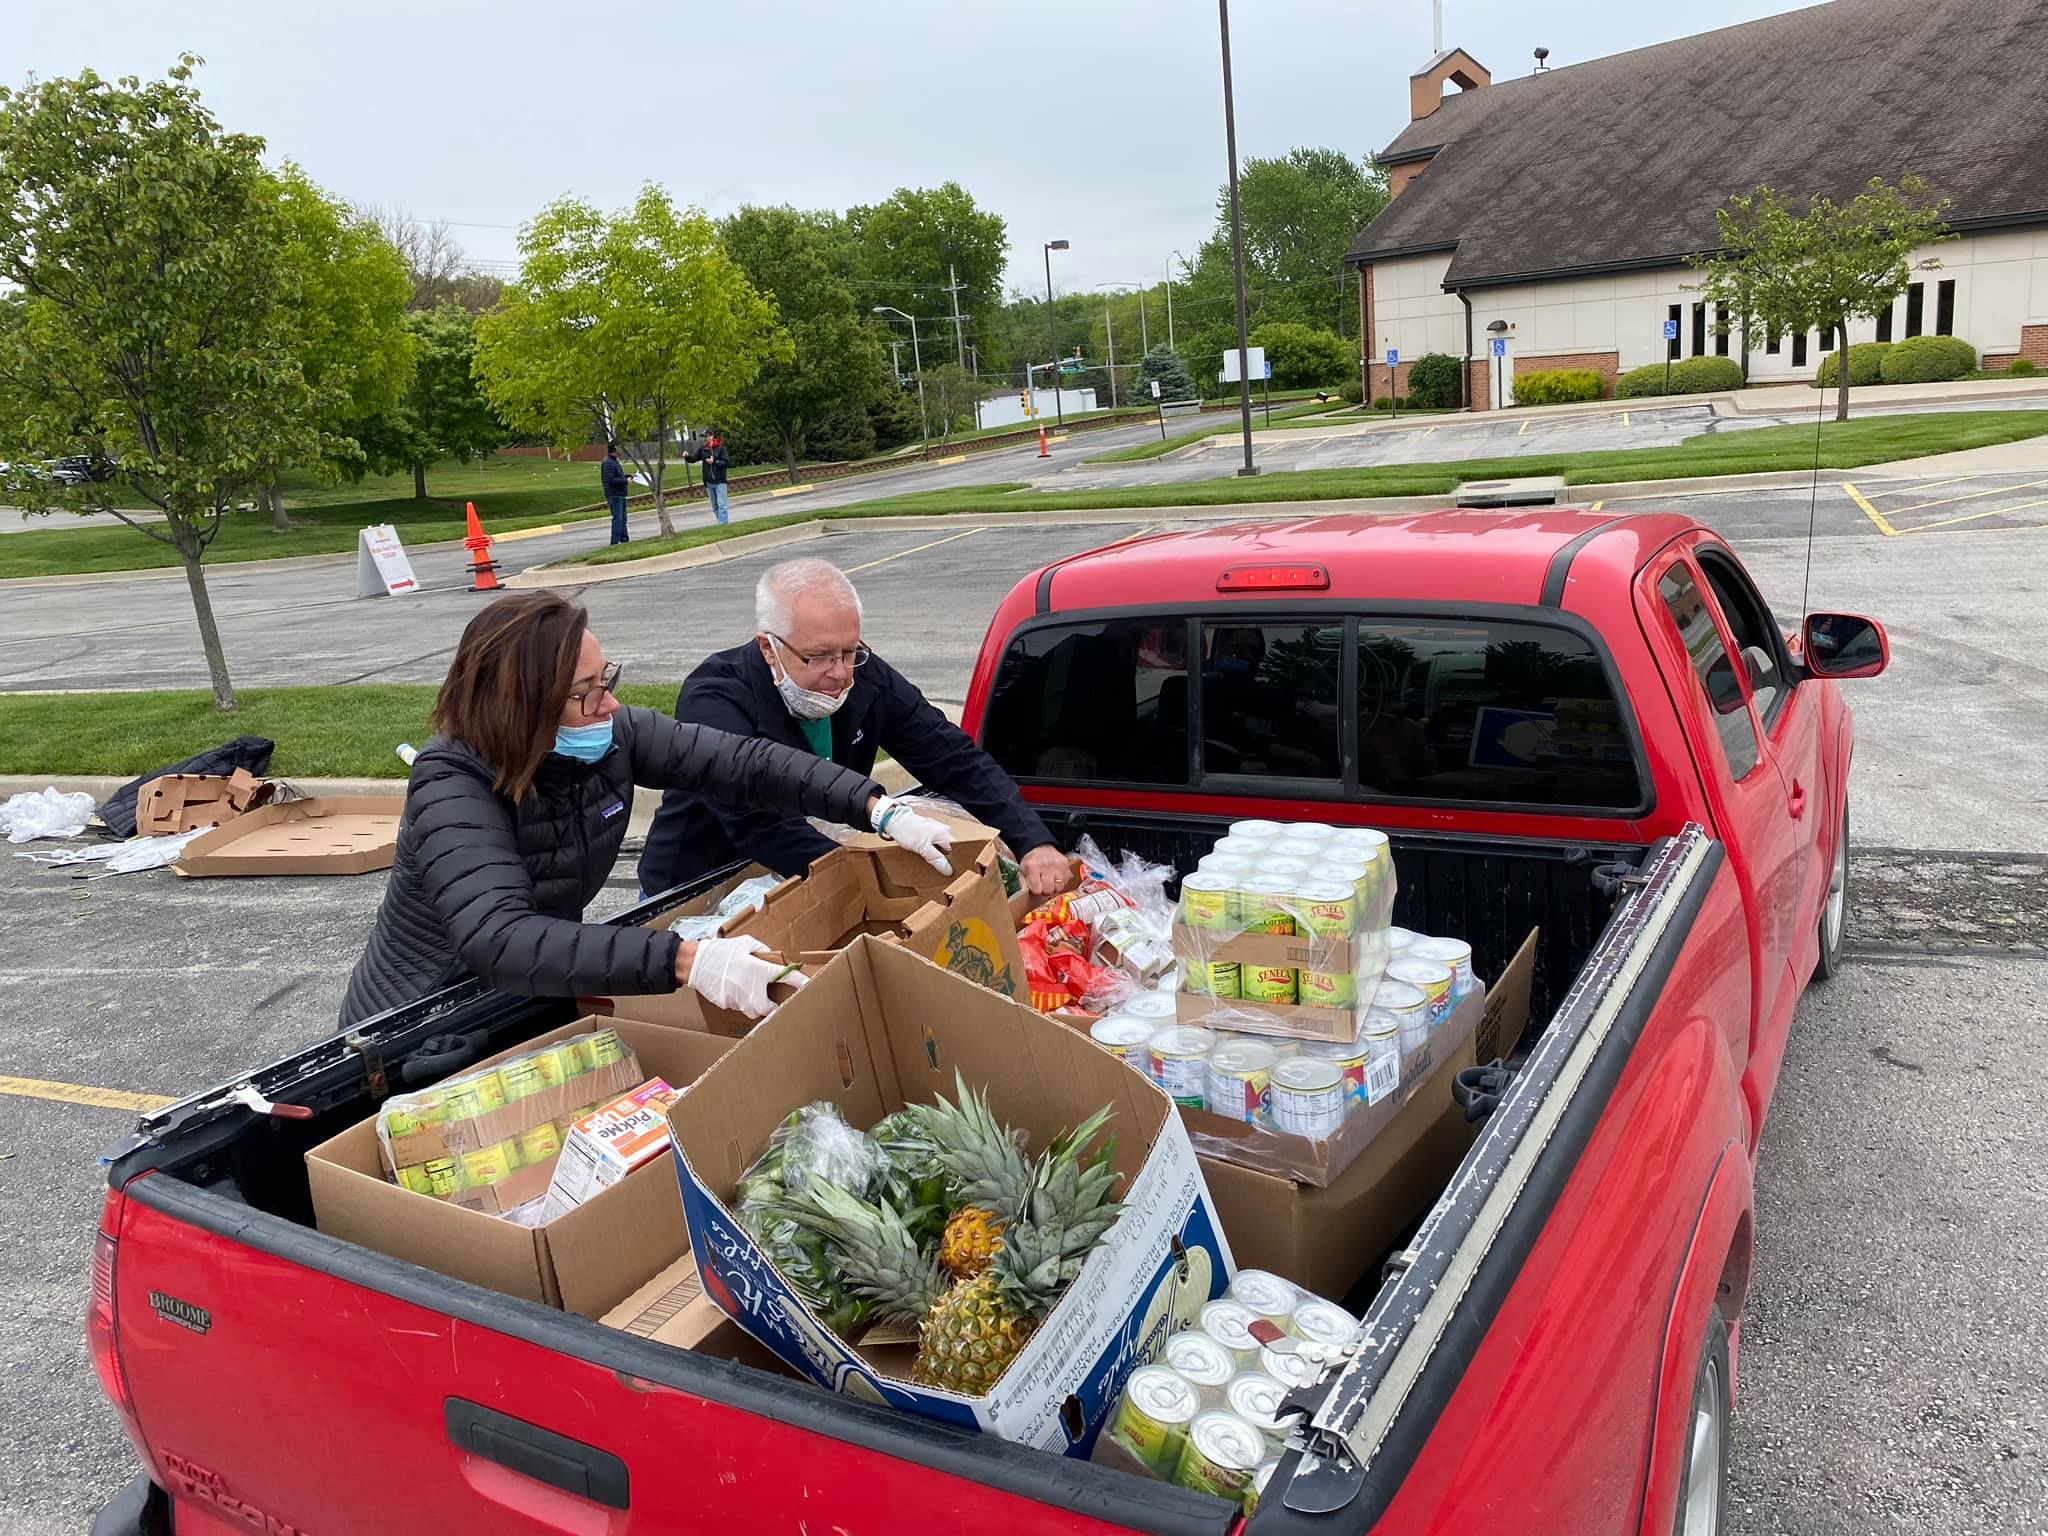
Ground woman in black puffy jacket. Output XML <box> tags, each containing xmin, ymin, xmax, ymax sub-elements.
<box><xmin>339</xmin><ymin>592</ymin><xmax>955</xmax><ymax>1027</ymax></box>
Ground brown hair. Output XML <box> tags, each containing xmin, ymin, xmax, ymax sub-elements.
<box><xmin>430</xmin><ymin>592</ymin><xmax>591</xmax><ymax>800</ymax></box>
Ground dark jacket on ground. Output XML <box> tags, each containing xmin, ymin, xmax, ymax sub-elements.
<box><xmin>339</xmin><ymin>705</ymin><xmax>881</xmax><ymax>1027</ymax></box>
<box><xmin>636</xmin><ymin>643</ymin><xmax>1053</xmax><ymax>897</ymax></box>
<box><xmin>600</xmin><ymin>455</ymin><xmax>630</xmax><ymax>496</ymax></box>
<box><xmin>684</xmin><ymin>440</ymin><xmax>729</xmax><ymax>484</ymax></box>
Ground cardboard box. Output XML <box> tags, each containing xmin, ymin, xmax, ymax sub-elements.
<box><xmin>175</xmin><ymin>795</ymin><xmax>405</xmax><ymax>877</ymax></box>
<box><xmin>307</xmin><ymin>1018</ymin><xmax>732</xmax><ymax>1318</ymax></box>
<box><xmin>669</xmin><ymin>935</ymin><xmax>1235</xmax><ymax>1455</ymax></box>
<box><xmin>1170</xmin><ymin>923</ymin><xmax>1393</xmax><ymax>1044</ymax></box>
<box><xmin>583</xmin><ymin>864</ymin><xmax>789</xmax><ymax>1029</ymax></box>
<box><xmin>600</xmin><ymin>1252</ymin><xmax>803</xmax><ymax>1378</ymax></box>
<box><xmin>136</xmin><ymin>769</ymin><xmax>272</xmax><ymax>837</ymax></box>
<box><xmin>1197</xmin><ymin>930</ymin><xmax>1538</xmax><ymax>1301</ymax></box>
<box><xmin>540</xmin><ymin>1079</ymin><xmax>681</xmax><ymax>1222</ymax></box>
<box><xmin>621</xmin><ymin>829</ymin><xmax>1027</xmax><ymax>1037</ymax></box>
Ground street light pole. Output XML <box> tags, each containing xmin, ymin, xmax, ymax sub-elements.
<box><xmin>1218</xmin><ymin>0</ymin><xmax>1257</xmax><ymax>476</ymax></box>
<box><xmin>873</xmin><ymin>306</ymin><xmax>929</xmax><ymax>457</ymax></box>
<box><xmin>1104</xmin><ymin>297</ymin><xmax>1117</xmax><ymax>406</ymax></box>
<box><xmin>1043</xmin><ymin>239</ymin><xmax>1068</xmax><ymax>429</ymax></box>
<box><xmin>1168</xmin><ymin>250</ymin><xmax>1186</xmax><ymax>350</ymax></box>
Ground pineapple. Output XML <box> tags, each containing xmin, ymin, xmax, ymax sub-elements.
<box><xmin>915</xmin><ymin>1072</ymin><xmax>1035</xmax><ymax>1280</ymax></box>
<box><xmin>778</xmin><ymin>1180</ymin><xmax>949</xmax><ymax>1325</ymax></box>
<box><xmin>913</xmin><ymin>1104</ymin><xmax>1123</xmax><ymax>1395</ymax></box>
<box><xmin>937</xmin><ymin>1205</ymin><xmax>1004</xmax><ymax>1280</ymax></box>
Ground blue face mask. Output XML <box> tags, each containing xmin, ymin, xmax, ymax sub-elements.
<box><xmin>552</xmin><ymin>719</ymin><xmax>614</xmax><ymax>763</ymax></box>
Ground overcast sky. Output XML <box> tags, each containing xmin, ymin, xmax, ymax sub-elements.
<box><xmin>10</xmin><ymin>0</ymin><xmax>1818</xmax><ymax>300</ymax></box>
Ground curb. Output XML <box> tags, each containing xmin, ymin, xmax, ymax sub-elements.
<box><xmin>503</xmin><ymin>520</ymin><xmax>831</xmax><ymax>589</ymax></box>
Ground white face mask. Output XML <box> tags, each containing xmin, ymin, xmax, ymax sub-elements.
<box><xmin>768</xmin><ymin>637</ymin><xmax>852</xmax><ymax>720</ymax></box>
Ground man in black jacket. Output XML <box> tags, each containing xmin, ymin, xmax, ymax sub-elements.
<box><xmin>638</xmin><ymin>557</ymin><xmax>1068</xmax><ymax>899</ymax></box>
<box><xmin>600</xmin><ymin>442</ymin><xmax>632</xmax><ymax>545</ymax></box>
<box><xmin>684</xmin><ymin>431</ymin><xmax>731</xmax><ymax>525</ymax></box>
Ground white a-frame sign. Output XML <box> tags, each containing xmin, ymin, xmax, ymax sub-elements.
<box><xmin>356</xmin><ymin>524</ymin><xmax>420</xmax><ymax>598</ymax></box>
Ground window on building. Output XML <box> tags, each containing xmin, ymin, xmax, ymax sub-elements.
<box><xmin>1765</xmin><ymin>328</ymin><xmax>1780</xmax><ymax>356</ymax></box>
<box><xmin>982</xmin><ymin>618</ymin><xmax>1189</xmax><ymax>786</ymax></box>
<box><xmin>1668</xmin><ymin>303</ymin><xmax>1682</xmax><ymax>361</ymax></box>
<box><xmin>1201</xmin><ymin>622</ymin><xmax>1342</xmax><ymax>781</ymax></box>
<box><xmin>1657</xmin><ymin>565</ymin><xmax>1759</xmax><ymax>781</ymax></box>
<box><xmin>1906</xmin><ymin>282</ymin><xmax>1924</xmax><ymax>338</ymax></box>
<box><xmin>1877</xmin><ymin>301</ymin><xmax>1894</xmax><ymax>343</ymax></box>
<box><xmin>1692</xmin><ymin>302</ymin><xmax>1707</xmax><ymax>357</ymax></box>
<box><xmin>1937</xmin><ymin>280</ymin><xmax>1956</xmax><ymax>336</ymax></box>
<box><xmin>1817</xmin><ymin>323</ymin><xmax>1833</xmax><ymax>352</ymax></box>
<box><xmin>1357</xmin><ymin>620</ymin><xmax>1643</xmax><ymax>810</ymax></box>
<box><xmin>1792</xmin><ymin>331</ymin><xmax>1808</xmax><ymax>367</ymax></box>
<box><xmin>1714</xmin><ymin>303</ymin><xmax>1730</xmax><ymax>357</ymax></box>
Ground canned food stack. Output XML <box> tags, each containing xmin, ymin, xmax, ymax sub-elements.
<box><xmin>376</xmin><ymin>1027</ymin><xmax>645</xmax><ymax>1214</ymax></box>
<box><xmin>1103</xmin><ymin>1268</ymin><xmax>1361</xmax><ymax>1512</ymax></box>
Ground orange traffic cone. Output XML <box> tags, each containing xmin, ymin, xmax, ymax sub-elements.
<box><xmin>1038</xmin><ymin>426</ymin><xmax>1050</xmax><ymax>458</ymax></box>
<box><xmin>463</xmin><ymin>501</ymin><xmax>501</xmax><ymax>592</ymax></box>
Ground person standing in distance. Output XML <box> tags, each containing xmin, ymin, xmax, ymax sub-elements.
<box><xmin>637</xmin><ymin>557</ymin><xmax>1069</xmax><ymax>901</ymax></box>
<box><xmin>601</xmin><ymin>441</ymin><xmax>632</xmax><ymax>546</ymax></box>
<box><xmin>685</xmin><ymin>430</ymin><xmax>730</xmax><ymax>525</ymax></box>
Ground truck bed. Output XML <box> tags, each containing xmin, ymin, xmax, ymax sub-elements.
<box><xmin>99</xmin><ymin>826</ymin><xmax>1658</xmax><ymax>1534</ymax></box>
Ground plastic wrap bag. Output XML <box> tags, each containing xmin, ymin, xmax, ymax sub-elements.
<box><xmin>16</xmin><ymin>827</ymin><xmax>208</xmax><ymax>874</ymax></box>
<box><xmin>732</xmin><ymin>1102</ymin><xmax>889</xmax><ymax>1334</ymax></box>
<box><xmin>667</xmin><ymin>871</ymin><xmax>785</xmax><ymax>940</ymax></box>
<box><xmin>0</xmin><ymin>788</ymin><xmax>95</xmax><ymax>843</ymax></box>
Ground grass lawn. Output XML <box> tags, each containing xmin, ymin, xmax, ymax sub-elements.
<box><xmin>0</xmin><ymin>683</ymin><xmax>683</xmax><ymax>780</ymax></box>
<box><xmin>563</xmin><ymin>408</ymin><xmax>2048</xmax><ymax>567</ymax></box>
<box><xmin>1088</xmin><ymin>399</ymin><xmax>1370</xmax><ymax>461</ymax></box>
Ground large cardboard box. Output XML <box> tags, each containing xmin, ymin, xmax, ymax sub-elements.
<box><xmin>585</xmin><ymin>864</ymin><xmax>787</xmax><ymax>1029</ymax></box>
<box><xmin>600</xmin><ymin>1252</ymin><xmax>801</xmax><ymax>1379</ymax></box>
<box><xmin>669</xmin><ymin>935</ymin><xmax>1235</xmax><ymax>1455</ymax></box>
<box><xmin>306</xmin><ymin>1018</ymin><xmax>731</xmax><ymax>1318</ymax></box>
<box><xmin>176</xmin><ymin>795</ymin><xmax>405</xmax><ymax>877</ymax></box>
<box><xmin>620</xmin><ymin>830</ymin><xmax>1027</xmax><ymax>1037</ymax></box>
<box><xmin>1198</xmin><ymin>931</ymin><xmax>1537</xmax><ymax>1301</ymax></box>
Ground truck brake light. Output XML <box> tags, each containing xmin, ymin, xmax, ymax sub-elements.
<box><xmin>87</xmin><ymin>1192</ymin><xmax>158</xmax><ymax>1478</ymax></box>
<box><xmin>1216</xmin><ymin>563</ymin><xmax>1330</xmax><ymax>592</ymax></box>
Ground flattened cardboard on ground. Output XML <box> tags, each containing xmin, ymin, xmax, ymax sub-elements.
<box><xmin>136</xmin><ymin>769</ymin><xmax>273</xmax><ymax>838</ymax></box>
<box><xmin>1199</xmin><ymin>930</ymin><xmax>1538</xmax><ymax>1301</ymax></box>
<box><xmin>306</xmin><ymin>1017</ymin><xmax>731</xmax><ymax>1318</ymax></box>
<box><xmin>175</xmin><ymin>795</ymin><xmax>406</xmax><ymax>877</ymax></box>
<box><xmin>669</xmin><ymin>935</ymin><xmax>1235</xmax><ymax>1455</ymax></box>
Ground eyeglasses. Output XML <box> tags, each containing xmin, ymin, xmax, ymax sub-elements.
<box><xmin>770</xmin><ymin>635</ymin><xmax>870</xmax><ymax>672</ymax></box>
<box><xmin>568</xmin><ymin>659</ymin><xmax>623</xmax><ymax>717</ymax></box>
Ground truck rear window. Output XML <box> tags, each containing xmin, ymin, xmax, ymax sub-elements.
<box><xmin>985</xmin><ymin>612</ymin><xmax>1643</xmax><ymax>810</ymax></box>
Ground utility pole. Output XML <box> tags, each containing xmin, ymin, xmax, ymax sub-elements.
<box><xmin>1104</xmin><ymin>297</ymin><xmax>1118</xmax><ymax>406</ymax></box>
<box><xmin>1138</xmin><ymin>291</ymin><xmax>1149</xmax><ymax>353</ymax></box>
<box><xmin>1218</xmin><ymin>0</ymin><xmax>1257</xmax><ymax>476</ymax></box>
<box><xmin>945</xmin><ymin>263</ymin><xmax>968</xmax><ymax>370</ymax></box>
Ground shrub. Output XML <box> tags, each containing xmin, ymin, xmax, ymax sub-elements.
<box><xmin>1131</xmin><ymin>345</ymin><xmax>1197</xmax><ymax>403</ymax></box>
<box><xmin>1372</xmin><ymin>395</ymin><xmax>1390</xmax><ymax>410</ymax></box>
<box><xmin>1514</xmin><ymin>368</ymin><xmax>1604</xmax><ymax>405</ymax></box>
<box><xmin>1614</xmin><ymin>355</ymin><xmax>1745</xmax><ymax>398</ymax></box>
<box><xmin>1406</xmin><ymin>352</ymin><xmax>1463</xmax><ymax>408</ymax></box>
<box><xmin>2011</xmin><ymin>358</ymin><xmax>2039</xmax><ymax>376</ymax></box>
<box><xmin>1339</xmin><ymin>377</ymin><xmax>1364</xmax><ymax>404</ymax></box>
<box><xmin>1247</xmin><ymin>322</ymin><xmax>1353</xmax><ymax>388</ymax></box>
<box><xmin>1880</xmin><ymin>334</ymin><xmax>1976</xmax><ymax>384</ymax></box>
<box><xmin>1814</xmin><ymin>341</ymin><xmax>1892</xmax><ymax>390</ymax></box>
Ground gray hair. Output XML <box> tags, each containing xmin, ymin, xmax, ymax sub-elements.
<box><xmin>755</xmin><ymin>557</ymin><xmax>863</xmax><ymax>636</ymax></box>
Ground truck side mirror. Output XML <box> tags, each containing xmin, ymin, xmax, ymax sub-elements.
<box><xmin>1802</xmin><ymin>612</ymin><xmax>1888</xmax><ymax>679</ymax></box>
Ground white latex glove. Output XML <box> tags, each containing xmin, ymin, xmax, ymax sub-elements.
<box><xmin>871</xmin><ymin>797</ymin><xmax>954</xmax><ymax>876</ymax></box>
<box><xmin>687</xmin><ymin>935</ymin><xmax>805</xmax><ymax>1018</ymax></box>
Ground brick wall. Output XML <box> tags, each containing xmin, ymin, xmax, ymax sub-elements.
<box><xmin>1386</xmin><ymin>161</ymin><xmax>1426</xmax><ymax>198</ymax></box>
<box><xmin>1515</xmin><ymin>349</ymin><xmax>1621</xmax><ymax>395</ymax></box>
<box><xmin>1467</xmin><ymin>358</ymin><xmax>1490</xmax><ymax>412</ymax></box>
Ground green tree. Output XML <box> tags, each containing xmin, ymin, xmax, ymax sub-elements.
<box><xmin>722</xmin><ymin>204</ymin><xmax>888</xmax><ymax>482</ymax></box>
<box><xmin>848</xmin><ymin>183</ymin><xmax>1008</xmax><ymax>369</ymax></box>
<box><xmin>1692</xmin><ymin>173</ymin><xmax>1952</xmax><ymax>422</ymax></box>
<box><xmin>1132</xmin><ymin>344</ymin><xmax>1197</xmax><ymax>403</ymax></box>
<box><xmin>262</xmin><ymin>165</ymin><xmax>415</xmax><ymax>530</ymax></box>
<box><xmin>475</xmin><ymin>187</ymin><xmax>786</xmax><ymax>537</ymax></box>
<box><xmin>0</xmin><ymin>58</ymin><xmax>323</xmax><ymax>710</ymax></box>
<box><xmin>917</xmin><ymin>363</ymin><xmax>991</xmax><ymax>440</ymax></box>
<box><xmin>1249</xmin><ymin>321</ymin><xmax>1353</xmax><ymax>387</ymax></box>
<box><xmin>375</xmin><ymin>304</ymin><xmax>505</xmax><ymax>498</ymax></box>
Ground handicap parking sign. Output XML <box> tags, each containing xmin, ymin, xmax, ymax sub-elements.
<box><xmin>1662</xmin><ymin>319</ymin><xmax>1679</xmax><ymax>341</ymax></box>
<box><xmin>1490</xmin><ymin>337</ymin><xmax>1506</xmax><ymax>357</ymax></box>
<box><xmin>1385</xmin><ymin>348</ymin><xmax>1399</xmax><ymax>368</ymax></box>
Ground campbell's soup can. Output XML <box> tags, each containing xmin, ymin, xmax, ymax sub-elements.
<box><xmin>1370</xmin><ymin>981</ymin><xmax>1433</xmax><ymax>1055</ymax></box>
<box><xmin>1384</xmin><ymin>957</ymin><xmax>1454</xmax><ymax>1023</ymax></box>
<box><xmin>1174</xmin><ymin>1411</ymin><xmax>1266</xmax><ymax>1502</ymax></box>
<box><xmin>1205</xmin><ymin>1040</ymin><xmax>1278</xmax><ymax>1123</ymax></box>
<box><xmin>1408</xmin><ymin>935</ymin><xmax>1475</xmax><ymax>996</ymax></box>
<box><xmin>1240</xmin><ymin>965</ymin><xmax>1298</xmax><ymax>1004</ymax></box>
<box><xmin>1297</xmin><ymin>1036</ymin><xmax>1370</xmax><ymax>1104</ymax></box>
<box><xmin>1238</xmin><ymin>876</ymin><xmax>1298</xmax><ymax>936</ymax></box>
<box><xmin>1183</xmin><ymin>960</ymin><xmax>1242</xmax><ymax>999</ymax></box>
<box><xmin>1165</xmin><ymin>1330</ymin><xmax>1240</xmax><ymax>1395</ymax></box>
<box><xmin>1110</xmin><ymin>1365</ymin><xmax>1202</xmax><ymax>1476</ymax></box>
<box><xmin>1269</xmin><ymin>1058</ymin><xmax>1347</xmax><ymax>1138</ymax></box>
<box><xmin>1147</xmin><ymin>1025</ymin><xmax>1215</xmax><ymax>1108</ymax></box>
<box><xmin>1090</xmin><ymin>1015</ymin><xmax>1155</xmax><ymax>1062</ymax></box>
<box><xmin>1179</xmin><ymin>871</ymin><xmax>1236</xmax><ymax>930</ymax></box>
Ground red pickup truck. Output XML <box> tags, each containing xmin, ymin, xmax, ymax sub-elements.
<box><xmin>87</xmin><ymin>508</ymin><xmax>1885</xmax><ymax>1536</ymax></box>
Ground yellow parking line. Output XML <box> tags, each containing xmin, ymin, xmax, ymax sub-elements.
<box><xmin>931</xmin><ymin>454</ymin><xmax>967</xmax><ymax>466</ymax></box>
<box><xmin>1423</xmin><ymin>425</ymin><xmax>1436</xmax><ymax>438</ymax></box>
<box><xmin>843</xmin><ymin>526</ymin><xmax>986</xmax><ymax>575</ymax></box>
<box><xmin>1589</xmin><ymin>500</ymin><xmax>1604</xmax><ymax>511</ymax></box>
<box><xmin>1901</xmin><ymin>495</ymin><xmax>2048</xmax><ymax>534</ymax></box>
<box><xmin>1517</xmin><ymin>419</ymin><xmax>1530</xmax><ymax>435</ymax></box>
<box><xmin>494</xmin><ymin>522</ymin><xmax>567</xmax><ymax>543</ymax></box>
<box><xmin>1841</xmin><ymin>482</ymin><xmax>1897</xmax><ymax>537</ymax></box>
<box><xmin>0</xmin><ymin>1074</ymin><xmax>173</xmax><ymax>1114</ymax></box>
<box><xmin>1885</xmin><ymin>475</ymin><xmax>2048</xmax><ymax>517</ymax></box>
<box><xmin>769</xmin><ymin>483</ymin><xmax>818</xmax><ymax>498</ymax></box>
<box><xmin>1861</xmin><ymin>473</ymin><xmax>1982</xmax><ymax>500</ymax></box>
<box><xmin>1621</xmin><ymin>411</ymin><xmax>1630</xmax><ymax>426</ymax></box>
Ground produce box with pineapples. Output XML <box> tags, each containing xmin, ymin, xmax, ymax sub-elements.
<box><xmin>667</xmin><ymin>934</ymin><xmax>1235</xmax><ymax>1454</ymax></box>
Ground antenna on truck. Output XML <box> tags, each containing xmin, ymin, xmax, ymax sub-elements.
<box><xmin>1800</xmin><ymin>368</ymin><xmax>1825</xmax><ymax>617</ymax></box>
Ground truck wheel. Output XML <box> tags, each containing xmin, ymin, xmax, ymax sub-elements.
<box><xmin>1671</xmin><ymin>1309</ymin><xmax>1730</xmax><ymax>1536</ymax></box>
<box><xmin>1814</xmin><ymin>802</ymin><xmax>1849</xmax><ymax>980</ymax></box>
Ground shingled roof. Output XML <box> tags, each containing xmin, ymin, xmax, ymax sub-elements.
<box><xmin>1346</xmin><ymin>0</ymin><xmax>2048</xmax><ymax>288</ymax></box>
